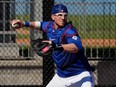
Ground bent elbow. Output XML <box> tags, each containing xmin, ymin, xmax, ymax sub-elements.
<box><xmin>71</xmin><ymin>48</ymin><xmax>78</xmax><ymax>53</ymax></box>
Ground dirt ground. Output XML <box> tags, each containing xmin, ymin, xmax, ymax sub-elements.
<box><xmin>16</xmin><ymin>29</ymin><xmax>116</xmax><ymax>47</ymax></box>
<box><xmin>82</xmin><ymin>39</ymin><xmax>116</xmax><ymax>47</ymax></box>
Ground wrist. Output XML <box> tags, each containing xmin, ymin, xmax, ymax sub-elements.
<box><xmin>25</xmin><ymin>22</ymin><xmax>30</xmax><ymax>27</ymax></box>
<box><xmin>52</xmin><ymin>41</ymin><xmax>64</xmax><ymax>51</ymax></box>
<box><xmin>56</xmin><ymin>44</ymin><xmax>64</xmax><ymax>51</ymax></box>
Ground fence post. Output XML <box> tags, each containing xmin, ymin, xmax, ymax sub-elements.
<box><xmin>42</xmin><ymin>0</ymin><xmax>55</xmax><ymax>87</ymax></box>
<box><xmin>0</xmin><ymin>0</ymin><xmax>16</xmax><ymax>43</ymax></box>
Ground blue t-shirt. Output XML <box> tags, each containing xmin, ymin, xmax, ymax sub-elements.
<box><xmin>40</xmin><ymin>21</ymin><xmax>94</xmax><ymax>77</ymax></box>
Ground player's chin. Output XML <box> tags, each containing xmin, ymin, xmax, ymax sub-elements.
<box><xmin>59</xmin><ymin>23</ymin><xmax>66</xmax><ymax>27</ymax></box>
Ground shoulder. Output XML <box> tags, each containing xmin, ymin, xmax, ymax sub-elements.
<box><xmin>41</xmin><ymin>21</ymin><xmax>53</xmax><ymax>31</ymax></box>
<box><xmin>41</xmin><ymin>21</ymin><xmax>53</xmax><ymax>27</ymax></box>
<box><xmin>64</xmin><ymin>25</ymin><xmax>78</xmax><ymax>36</ymax></box>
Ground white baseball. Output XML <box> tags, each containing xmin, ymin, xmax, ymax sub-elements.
<box><xmin>12</xmin><ymin>23</ymin><xmax>19</xmax><ymax>28</ymax></box>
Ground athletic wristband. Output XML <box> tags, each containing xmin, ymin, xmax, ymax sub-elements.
<box><xmin>25</xmin><ymin>22</ymin><xmax>30</xmax><ymax>27</ymax></box>
<box><xmin>52</xmin><ymin>41</ymin><xmax>64</xmax><ymax>51</ymax></box>
<box><xmin>55</xmin><ymin>45</ymin><xmax>64</xmax><ymax>51</ymax></box>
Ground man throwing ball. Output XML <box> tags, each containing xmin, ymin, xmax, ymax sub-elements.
<box><xmin>11</xmin><ymin>4</ymin><xmax>95</xmax><ymax>87</ymax></box>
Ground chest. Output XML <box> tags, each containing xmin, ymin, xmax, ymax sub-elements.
<box><xmin>47</xmin><ymin>28</ymin><xmax>65</xmax><ymax>44</ymax></box>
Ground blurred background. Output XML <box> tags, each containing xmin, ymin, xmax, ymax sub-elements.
<box><xmin>0</xmin><ymin>0</ymin><xmax>116</xmax><ymax>87</ymax></box>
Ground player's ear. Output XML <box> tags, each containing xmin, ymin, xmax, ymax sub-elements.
<box><xmin>51</xmin><ymin>14</ymin><xmax>55</xmax><ymax>20</ymax></box>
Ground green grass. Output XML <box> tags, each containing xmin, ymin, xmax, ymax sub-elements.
<box><xmin>17</xmin><ymin>34</ymin><xmax>30</xmax><ymax>39</ymax></box>
<box><xmin>68</xmin><ymin>15</ymin><xmax>116</xmax><ymax>39</ymax></box>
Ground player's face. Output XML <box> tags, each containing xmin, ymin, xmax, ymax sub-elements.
<box><xmin>51</xmin><ymin>12</ymin><xmax>68</xmax><ymax>28</ymax></box>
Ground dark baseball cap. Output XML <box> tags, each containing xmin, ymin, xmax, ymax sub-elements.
<box><xmin>51</xmin><ymin>4</ymin><xmax>68</xmax><ymax>14</ymax></box>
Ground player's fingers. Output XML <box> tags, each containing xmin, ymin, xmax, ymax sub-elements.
<box><xmin>42</xmin><ymin>40</ymin><xmax>52</xmax><ymax>44</ymax></box>
<box><xmin>11</xmin><ymin>20</ymin><xmax>21</xmax><ymax>24</ymax></box>
<box><xmin>11</xmin><ymin>20</ymin><xmax>25</xmax><ymax>28</ymax></box>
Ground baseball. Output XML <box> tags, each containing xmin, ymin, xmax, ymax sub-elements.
<box><xmin>12</xmin><ymin>23</ymin><xmax>20</xmax><ymax>28</ymax></box>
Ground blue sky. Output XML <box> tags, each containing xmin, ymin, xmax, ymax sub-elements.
<box><xmin>55</xmin><ymin>0</ymin><xmax>116</xmax><ymax>2</ymax></box>
<box><xmin>55</xmin><ymin>0</ymin><xmax>116</xmax><ymax>15</ymax></box>
<box><xmin>15</xmin><ymin>0</ymin><xmax>116</xmax><ymax>15</ymax></box>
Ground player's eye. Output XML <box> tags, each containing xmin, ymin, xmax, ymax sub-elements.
<box><xmin>54</xmin><ymin>14</ymin><xmax>68</xmax><ymax>17</ymax></box>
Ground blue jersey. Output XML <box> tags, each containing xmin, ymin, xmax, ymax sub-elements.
<box><xmin>41</xmin><ymin>21</ymin><xmax>94</xmax><ymax>77</ymax></box>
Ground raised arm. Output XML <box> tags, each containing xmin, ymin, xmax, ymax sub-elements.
<box><xmin>11</xmin><ymin>20</ymin><xmax>41</xmax><ymax>30</ymax></box>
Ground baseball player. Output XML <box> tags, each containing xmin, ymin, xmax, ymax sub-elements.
<box><xmin>11</xmin><ymin>4</ymin><xmax>95</xmax><ymax>87</ymax></box>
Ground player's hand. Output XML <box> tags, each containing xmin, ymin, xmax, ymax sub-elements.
<box><xmin>31</xmin><ymin>38</ymin><xmax>53</xmax><ymax>57</ymax></box>
<box><xmin>43</xmin><ymin>40</ymin><xmax>63</xmax><ymax>51</ymax></box>
<box><xmin>11</xmin><ymin>20</ymin><xmax>25</xmax><ymax>29</ymax></box>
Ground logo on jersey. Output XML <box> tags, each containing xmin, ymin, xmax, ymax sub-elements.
<box><xmin>72</xmin><ymin>36</ymin><xmax>78</xmax><ymax>40</ymax></box>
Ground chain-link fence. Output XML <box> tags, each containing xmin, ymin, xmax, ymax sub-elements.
<box><xmin>0</xmin><ymin>0</ymin><xmax>116</xmax><ymax>86</ymax></box>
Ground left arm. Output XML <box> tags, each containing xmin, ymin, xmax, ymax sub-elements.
<box><xmin>42</xmin><ymin>41</ymin><xmax>78</xmax><ymax>53</ymax></box>
<box><xmin>43</xmin><ymin>35</ymin><xmax>82</xmax><ymax>53</ymax></box>
<box><xmin>61</xmin><ymin>43</ymin><xmax>78</xmax><ymax>53</ymax></box>
<box><xmin>61</xmin><ymin>34</ymin><xmax>83</xmax><ymax>53</ymax></box>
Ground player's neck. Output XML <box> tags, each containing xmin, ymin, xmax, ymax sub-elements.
<box><xmin>54</xmin><ymin>23</ymin><xmax>65</xmax><ymax>29</ymax></box>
